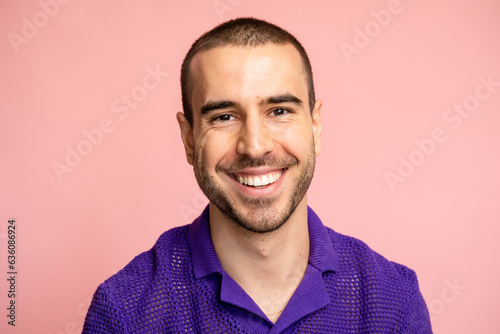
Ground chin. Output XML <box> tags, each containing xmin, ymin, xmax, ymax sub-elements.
<box><xmin>219</xmin><ymin>197</ymin><xmax>299</xmax><ymax>234</ymax></box>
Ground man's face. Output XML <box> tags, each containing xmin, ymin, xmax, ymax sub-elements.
<box><xmin>178</xmin><ymin>43</ymin><xmax>322</xmax><ymax>233</ymax></box>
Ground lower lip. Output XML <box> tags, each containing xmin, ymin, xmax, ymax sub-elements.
<box><xmin>229</xmin><ymin>169</ymin><xmax>286</xmax><ymax>197</ymax></box>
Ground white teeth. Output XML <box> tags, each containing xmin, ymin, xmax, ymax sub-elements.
<box><xmin>235</xmin><ymin>170</ymin><xmax>283</xmax><ymax>187</ymax></box>
<box><xmin>269</xmin><ymin>174</ymin><xmax>276</xmax><ymax>183</ymax></box>
<box><xmin>254</xmin><ymin>176</ymin><xmax>262</xmax><ymax>187</ymax></box>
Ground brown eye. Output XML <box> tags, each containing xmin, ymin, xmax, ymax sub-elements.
<box><xmin>218</xmin><ymin>114</ymin><xmax>232</xmax><ymax>121</ymax></box>
<box><xmin>211</xmin><ymin>114</ymin><xmax>235</xmax><ymax>123</ymax></box>
<box><xmin>270</xmin><ymin>108</ymin><xmax>290</xmax><ymax>116</ymax></box>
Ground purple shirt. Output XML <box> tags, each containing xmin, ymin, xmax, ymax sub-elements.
<box><xmin>83</xmin><ymin>206</ymin><xmax>433</xmax><ymax>333</ymax></box>
<box><xmin>188</xmin><ymin>206</ymin><xmax>339</xmax><ymax>333</ymax></box>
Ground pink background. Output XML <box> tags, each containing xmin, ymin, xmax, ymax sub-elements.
<box><xmin>1</xmin><ymin>0</ymin><xmax>499</xmax><ymax>333</ymax></box>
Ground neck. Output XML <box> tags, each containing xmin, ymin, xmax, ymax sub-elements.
<box><xmin>209</xmin><ymin>199</ymin><xmax>310</xmax><ymax>319</ymax></box>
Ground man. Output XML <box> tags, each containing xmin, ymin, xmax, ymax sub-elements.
<box><xmin>83</xmin><ymin>18</ymin><xmax>432</xmax><ymax>333</ymax></box>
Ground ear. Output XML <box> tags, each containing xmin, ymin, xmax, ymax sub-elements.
<box><xmin>176</xmin><ymin>112</ymin><xmax>195</xmax><ymax>166</ymax></box>
<box><xmin>311</xmin><ymin>99</ymin><xmax>322</xmax><ymax>156</ymax></box>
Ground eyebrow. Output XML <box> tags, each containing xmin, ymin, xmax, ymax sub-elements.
<box><xmin>200</xmin><ymin>93</ymin><xmax>304</xmax><ymax>115</ymax></box>
<box><xmin>263</xmin><ymin>94</ymin><xmax>303</xmax><ymax>107</ymax></box>
<box><xmin>201</xmin><ymin>100</ymin><xmax>238</xmax><ymax>114</ymax></box>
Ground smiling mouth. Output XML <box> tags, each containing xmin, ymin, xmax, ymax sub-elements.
<box><xmin>232</xmin><ymin>169</ymin><xmax>284</xmax><ymax>188</ymax></box>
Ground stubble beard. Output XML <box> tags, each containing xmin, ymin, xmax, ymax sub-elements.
<box><xmin>193</xmin><ymin>143</ymin><xmax>316</xmax><ymax>234</ymax></box>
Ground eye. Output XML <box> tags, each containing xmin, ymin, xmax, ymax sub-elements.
<box><xmin>211</xmin><ymin>114</ymin><xmax>235</xmax><ymax>122</ymax></box>
<box><xmin>270</xmin><ymin>107</ymin><xmax>291</xmax><ymax>117</ymax></box>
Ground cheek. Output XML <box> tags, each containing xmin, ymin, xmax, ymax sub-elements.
<box><xmin>273</xmin><ymin>123</ymin><xmax>313</xmax><ymax>156</ymax></box>
<box><xmin>196</xmin><ymin>130</ymin><xmax>238</xmax><ymax>168</ymax></box>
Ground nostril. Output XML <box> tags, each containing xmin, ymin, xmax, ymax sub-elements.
<box><xmin>236</xmin><ymin>132</ymin><xmax>275</xmax><ymax>159</ymax></box>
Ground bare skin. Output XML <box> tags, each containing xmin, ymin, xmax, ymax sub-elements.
<box><xmin>177</xmin><ymin>43</ymin><xmax>322</xmax><ymax>323</ymax></box>
<box><xmin>210</xmin><ymin>199</ymin><xmax>310</xmax><ymax>323</ymax></box>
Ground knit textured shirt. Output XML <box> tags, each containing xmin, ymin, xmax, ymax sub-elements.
<box><xmin>83</xmin><ymin>206</ymin><xmax>433</xmax><ymax>333</ymax></box>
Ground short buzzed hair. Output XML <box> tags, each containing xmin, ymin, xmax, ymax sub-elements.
<box><xmin>180</xmin><ymin>17</ymin><xmax>316</xmax><ymax>127</ymax></box>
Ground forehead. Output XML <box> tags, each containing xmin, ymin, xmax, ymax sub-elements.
<box><xmin>189</xmin><ymin>43</ymin><xmax>307</xmax><ymax>110</ymax></box>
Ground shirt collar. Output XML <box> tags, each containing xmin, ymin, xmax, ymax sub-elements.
<box><xmin>187</xmin><ymin>205</ymin><xmax>339</xmax><ymax>279</ymax></box>
<box><xmin>306</xmin><ymin>206</ymin><xmax>339</xmax><ymax>273</ymax></box>
<box><xmin>187</xmin><ymin>206</ymin><xmax>223</xmax><ymax>279</ymax></box>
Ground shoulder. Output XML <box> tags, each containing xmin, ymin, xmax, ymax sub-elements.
<box><xmin>101</xmin><ymin>224</ymin><xmax>191</xmax><ymax>291</ymax></box>
<box><xmin>297</xmin><ymin>226</ymin><xmax>433</xmax><ymax>332</ymax></box>
<box><xmin>88</xmin><ymin>224</ymin><xmax>193</xmax><ymax>311</ymax></box>
<box><xmin>324</xmin><ymin>226</ymin><xmax>421</xmax><ymax>296</ymax></box>
<box><xmin>322</xmin><ymin>228</ymin><xmax>432</xmax><ymax>331</ymax></box>
<box><xmin>83</xmin><ymin>225</ymin><xmax>194</xmax><ymax>332</ymax></box>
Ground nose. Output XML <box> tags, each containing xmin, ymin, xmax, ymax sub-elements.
<box><xmin>236</xmin><ymin>114</ymin><xmax>274</xmax><ymax>159</ymax></box>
